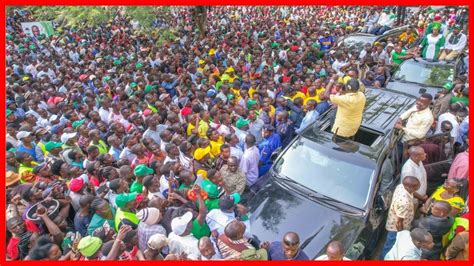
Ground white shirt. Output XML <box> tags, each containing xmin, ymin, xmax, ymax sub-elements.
<box><xmin>385</xmin><ymin>230</ymin><xmax>422</xmax><ymax>260</ymax></box>
<box><xmin>99</xmin><ymin>107</ymin><xmax>111</xmax><ymax>124</ymax></box>
<box><xmin>315</xmin><ymin>255</ymin><xmax>350</xmax><ymax>260</ymax></box>
<box><xmin>168</xmin><ymin>233</ymin><xmax>201</xmax><ymax>260</ymax></box>
<box><xmin>230</xmin><ymin>146</ymin><xmax>243</xmax><ymax>161</ymax></box>
<box><xmin>205</xmin><ymin>209</ymin><xmax>251</xmax><ymax>238</ymax></box>
<box><xmin>444</xmin><ymin>32</ymin><xmax>467</xmax><ymax>52</ymax></box>
<box><xmin>239</xmin><ymin>146</ymin><xmax>260</xmax><ymax>186</ymax></box>
<box><xmin>434</xmin><ymin>112</ymin><xmax>459</xmax><ymax>139</ymax></box>
<box><xmin>401</xmin><ymin>159</ymin><xmax>427</xmax><ymax>200</ymax></box>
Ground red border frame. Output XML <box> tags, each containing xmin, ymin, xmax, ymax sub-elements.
<box><xmin>1</xmin><ymin>2</ymin><xmax>472</xmax><ymax>266</ymax></box>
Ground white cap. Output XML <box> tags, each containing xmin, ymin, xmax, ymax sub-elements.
<box><xmin>49</xmin><ymin>114</ymin><xmax>59</xmax><ymax>122</ymax></box>
<box><xmin>16</xmin><ymin>131</ymin><xmax>31</xmax><ymax>140</ymax></box>
<box><xmin>61</xmin><ymin>132</ymin><xmax>77</xmax><ymax>143</ymax></box>
<box><xmin>171</xmin><ymin>211</ymin><xmax>193</xmax><ymax>236</ymax></box>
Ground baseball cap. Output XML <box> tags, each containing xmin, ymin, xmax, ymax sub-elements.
<box><xmin>16</xmin><ymin>131</ymin><xmax>31</xmax><ymax>140</ymax></box>
<box><xmin>69</xmin><ymin>178</ymin><xmax>84</xmax><ymax>193</ymax></box>
<box><xmin>72</xmin><ymin>119</ymin><xmax>85</xmax><ymax>129</ymax></box>
<box><xmin>159</xmin><ymin>93</ymin><xmax>170</xmax><ymax>101</ymax></box>
<box><xmin>45</xmin><ymin>141</ymin><xmax>64</xmax><ymax>151</ymax></box>
<box><xmin>61</xmin><ymin>132</ymin><xmax>77</xmax><ymax>143</ymax></box>
<box><xmin>147</xmin><ymin>234</ymin><xmax>168</xmax><ymax>250</ymax></box>
<box><xmin>115</xmin><ymin>192</ymin><xmax>138</xmax><ymax>209</ymax></box>
<box><xmin>134</xmin><ymin>164</ymin><xmax>154</xmax><ymax>177</ymax></box>
<box><xmin>171</xmin><ymin>211</ymin><xmax>193</xmax><ymax>236</ymax></box>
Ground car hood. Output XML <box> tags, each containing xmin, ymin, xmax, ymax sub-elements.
<box><xmin>386</xmin><ymin>81</ymin><xmax>439</xmax><ymax>98</ymax></box>
<box><xmin>247</xmin><ymin>176</ymin><xmax>366</xmax><ymax>259</ymax></box>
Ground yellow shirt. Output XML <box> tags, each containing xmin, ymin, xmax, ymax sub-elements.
<box><xmin>248</xmin><ymin>87</ymin><xmax>257</xmax><ymax>99</ymax></box>
<box><xmin>291</xmin><ymin>91</ymin><xmax>306</xmax><ymax>102</ymax></box>
<box><xmin>330</xmin><ymin>92</ymin><xmax>366</xmax><ymax>137</ymax></box>
<box><xmin>198</xmin><ymin>120</ymin><xmax>209</xmax><ymax>138</ymax></box>
<box><xmin>268</xmin><ymin>105</ymin><xmax>276</xmax><ymax>118</ymax></box>
<box><xmin>187</xmin><ymin>123</ymin><xmax>196</xmax><ymax>136</ymax></box>
<box><xmin>210</xmin><ymin>140</ymin><xmax>223</xmax><ymax>157</ymax></box>
<box><xmin>304</xmin><ymin>95</ymin><xmax>319</xmax><ymax>106</ymax></box>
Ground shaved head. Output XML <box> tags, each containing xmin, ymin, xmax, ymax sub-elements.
<box><xmin>326</xmin><ymin>241</ymin><xmax>344</xmax><ymax>260</ymax></box>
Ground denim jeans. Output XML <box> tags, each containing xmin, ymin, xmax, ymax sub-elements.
<box><xmin>380</xmin><ymin>231</ymin><xmax>398</xmax><ymax>260</ymax></box>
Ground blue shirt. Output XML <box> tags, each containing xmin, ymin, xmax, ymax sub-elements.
<box><xmin>268</xmin><ymin>241</ymin><xmax>309</xmax><ymax>260</ymax></box>
<box><xmin>258</xmin><ymin>133</ymin><xmax>281</xmax><ymax>166</ymax></box>
<box><xmin>319</xmin><ymin>36</ymin><xmax>335</xmax><ymax>51</ymax></box>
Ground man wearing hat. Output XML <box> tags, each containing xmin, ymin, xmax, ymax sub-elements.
<box><xmin>114</xmin><ymin>192</ymin><xmax>140</xmax><ymax>231</ymax></box>
<box><xmin>168</xmin><ymin>211</ymin><xmax>201</xmax><ymax>260</ymax></box>
<box><xmin>206</xmin><ymin>194</ymin><xmax>250</xmax><ymax>239</ymax></box>
<box><xmin>257</xmin><ymin>125</ymin><xmax>281</xmax><ymax>177</ymax></box>
<box><xmin>131</xmin><ymin>164</ymin><xmax>154</xmax><ymax>194</ymax></box>
<box><xmin>69</xmin><ymin>176</ymin><xmax>87</xmax><ymax>212</ymax></box>
<box><xmin>144</xmin><ymin>233</ymin><xmax>168</xmax><ymax>260</ymax></box>
<box><xmin>136</xmin><ymin>207</ymin><xmax>166</xmax><ymax>252</ymax></box>
<box><xmin>439</xmin><ymin>24</ymin><xmax>467</xmax><ymax>61</ymax></box>
<box><xmin>16</xmin><ymin>131</ymin><xmax>44</xmax><ymax>163</ymax></box>
<box><xmin>77</xmin><ymin>236</ymin><xmax>103</xmax><ymax>260</ymax></box>
<box><xmin>44</xmin><ymin>141</ymin><xmax>63</xmax><ymax>163</ymax></box>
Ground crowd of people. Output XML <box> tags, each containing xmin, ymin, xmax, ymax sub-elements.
<box><xmin>5</xmin><ymin>6</ymin><xmax>469</xmax><ymax>261</ymax></box>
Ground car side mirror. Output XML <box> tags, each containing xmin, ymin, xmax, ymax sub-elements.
<box><xmin>270</xmin><ymin>147</ymin><xmax>282</xmax><ymax>161</ymax></box>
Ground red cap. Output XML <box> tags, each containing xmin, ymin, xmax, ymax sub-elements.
<box><xmin>434</xmin><ymin>14</ymin><xmax>442</xmax><ymax>21</ymax></box>
<box><xmin>69</xmin><ymin>178</ymin><xmax>84</xmax><ymax>192</ymax></box>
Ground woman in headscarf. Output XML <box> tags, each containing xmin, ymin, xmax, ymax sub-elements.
<box><xmin>418</xmin><ymin>22</ymin><xmax>446</xmax><ymax>60</ymax></box>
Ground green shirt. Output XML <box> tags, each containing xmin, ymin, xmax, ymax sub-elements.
<box><xmin>87</xmin><ymin>207</ymin><xmax>116</xmax><ymax>235</ymax></box>
<box><xmin>191</xmin><ymin>218</ymin><xmax>211</xmax><ymax>239</ymax></box>
<box><xmin>392</xmin><ymin>50</ymin><xmax>407</xmax><ymax>65</ymax></box>
<box><xmin>130</xmin><ymin>181</ymin><xmax>144</xmax><ymax>193</ymax></box>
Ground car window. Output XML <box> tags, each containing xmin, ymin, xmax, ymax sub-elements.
<box><xmin>274</xmin><ymin>138</ymin><xmax>374</xmax><ymax>209</ymax></box>
<box><xmin>393</xmin><ymin>60</ymin><xmax>454</xmax><ymax>87</ymax></box>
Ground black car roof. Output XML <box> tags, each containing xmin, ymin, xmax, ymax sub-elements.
<box><xmin>302</xmin><ymin>87</ymin><xmax>415</xmax><ymax>159</ymax></box>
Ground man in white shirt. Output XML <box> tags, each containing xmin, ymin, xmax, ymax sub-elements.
<box><xmin>401</xmin><ymin>146</ymin><xmax>428</xmax><ymax>205</ymax></box>
<box><xmin>295</xmin><ymin>100</ymin><xmax>320</xmax><ymax>134</ymax></box>
<box><xmin>434</xmin><ymin>103</ymin><xmax>461</xmax><ymax>140</ymax></box>
<box><xmin>98</xmin><ymin>97</ymin><xmax>112</xmax><ymax>125</ymax></box>
<box><xmin>315</xmin><ymin>241</ymin><xmax>350</xmax><ymax>260</ymax></box>
<box><xmin>239</xmin><ymin>134</ymin><xmax>260</xmax><ymax>187</ymax></box>
<box><xmin>384</xmin><ymin>228</ymin><xmax>434</xmax><ymax>260</ymax></box>
<box><xmin>439</xmin><ymin>24</ymin><xmax>467</xmax><ymax>61</ymax></box>
<box><xmin>205</xmin><ymin>195</ymin><xmax>251</xmax><ymax>239</ymax></box>
<box><xmin>168</xmin><ymin>212</ymin><xmax>201</xmax><ymax>260</ymax></box>
<box><xmin>394</xmin><ymin>93</ymin><xmax>434</xmax><ymax>143</ymax></box>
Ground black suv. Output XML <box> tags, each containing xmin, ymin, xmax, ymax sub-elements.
<box><xmin>245</xmin><ymin>87</ymin><xmax>417</xmax><ymax>259</ymax></box>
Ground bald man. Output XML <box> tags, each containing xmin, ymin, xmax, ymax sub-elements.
<box><xmin>385</xmin><ymin>228</ymin><xmax>434</xmax><ymax>260</ymax></box>
<box><xmin>380</xmin><ymin>176</ymin><xmax>420</xmax><ymax>259</ymax></box>
<box><xmin>401</xmin><ymin>146</ymin><xmax>428</xmax><ymax>205</ymax></box>
<box><xmin>413</xmin><ymin>201</ymin><xmax>454</xmax><ymax>260</ymax></box>
<box><xmin>217</xmin><ymin>220</ymin><xmax>253</xmax><ymax>260</ymax></box>
<box><xmin>262</xmin><ymin>231</ymin><xmax>309</xmax><ymax>260</ymax></box>
<box><xmin>315</xmin><ymin>241</ymin><xmax>350</xmax><ymax>260</ymax></box>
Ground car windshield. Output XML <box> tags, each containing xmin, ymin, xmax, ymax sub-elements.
<box><xmin>393</xmin><ymin>60</ymin><xmax>454</xmax><ymax>87</ymax></box>
<box><xmin>273</xmin><ymin>137</ymin><xmax>374</xmax><ymax>209</ymax></box>
<box><xmin>343</xmin><ymin>35</ymin><xmax>376</xmax><ymax>49</ymax></box>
